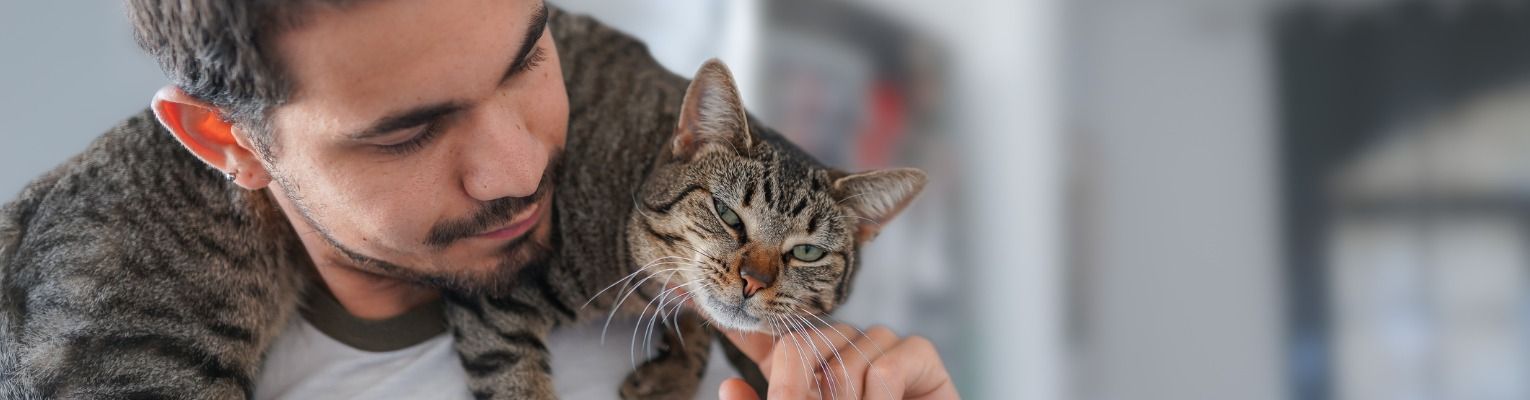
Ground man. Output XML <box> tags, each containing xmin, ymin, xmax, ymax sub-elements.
<box><xmin>0</xmin><ymin>0</ymin><xmax>957</xmax><ymax>398</ymax></box>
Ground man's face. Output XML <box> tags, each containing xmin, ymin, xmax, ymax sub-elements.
<box><xmin>260</xmin><ymin>0</ymin><xmax>567</xmax><ymax>292</ymax></box>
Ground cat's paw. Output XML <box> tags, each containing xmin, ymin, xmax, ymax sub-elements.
<box><xmin>619</xmin><ymin>359</ymin><xmax>704</xmax><ymax>400</ymax></box>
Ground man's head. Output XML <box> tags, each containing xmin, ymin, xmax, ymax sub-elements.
<box><xmin>130</xmin><ymin>0</ymin><xmax>569</xmax><ymax>294</ymax></box>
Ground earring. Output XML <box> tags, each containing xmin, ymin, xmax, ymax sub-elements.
<box><xmin>225</xmin><ymin>169</ymin><xmax>238</xmax><ymax>181</ymax></box>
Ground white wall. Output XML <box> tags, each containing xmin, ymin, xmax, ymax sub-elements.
<box><xmin>1068</xmin><ymin>1</ymin><xmax>1286</xmax><ymax>400</ymax></box>
<box><xmin>834</xmin><ymin>0</ymin><xmax>1067</xmax><ymax>398</ymax></box>
<box><xmin>0</xmin><ymin>1</ymin><xmax>166</xmax><ymax>198</ymax></box>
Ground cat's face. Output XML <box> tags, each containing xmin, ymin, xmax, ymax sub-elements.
<box><xmin>628</xmin><ymin>60</ymin><xmax>925</xmax><ymax>332</ymax></box>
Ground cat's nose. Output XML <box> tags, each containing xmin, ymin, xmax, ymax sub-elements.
<box><xmin>739</xmin><ymin>246</ymin><xmax>779</xmax><ymax>298</ymax></box>
<box><xmin>740</xmin><ymin>266</ymin><xmax>776</xmax><ymax>298</ymax></box>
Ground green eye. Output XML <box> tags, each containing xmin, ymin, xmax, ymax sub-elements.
<box><xmin>714</xmin><ymin>198</ymin><xmax>743</xmax><ymax>229</ymax></box>
<box><xmin>791</xmin><ymin>244</ymin><xmax>827</xmax><ymax>262</ymax></box>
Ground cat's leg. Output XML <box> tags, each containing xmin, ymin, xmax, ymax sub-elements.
<box><xmin>445</xmin><ymin>291</ymin><xmax>559</xmax><ymax>400</ymax></box>
<box><xmin>620</xmin><ymin>309</ymin><xmax>713</xmax><ymax>400</ymax></box>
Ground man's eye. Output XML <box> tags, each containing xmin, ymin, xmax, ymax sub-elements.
<box><xmin>714</xmin><ymin>198</ymin><xmax>743</xmax><ymax>230</ymax></box>
<box><xmin>516</xmin><ymin>46</ymin><xmax>547</xmax><ymax>74</ymax></box>
<box><xmin>378</xmin><ymin>123</ymin><xmax>443</xmax><ymax>155</ymax></box>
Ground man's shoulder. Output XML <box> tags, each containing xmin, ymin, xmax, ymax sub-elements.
<box><xmin>0</xmin><ymin>110</ymin><xmax>308</xmax><ymax>399</ymax></box>
<box><xmin>2</xmin><ymin>108</ymin><xmax>204</xmax><ymax>229</ymax></box>
<box><xmin>0</xmin><ymin>108</ymin><xmax>231</xmax><ymax>277</ymax></box>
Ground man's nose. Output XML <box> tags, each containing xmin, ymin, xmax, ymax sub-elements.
<box><xmin>461</xmin><ymin>111</ymin><xmax>546</xmax><ymax>202</ymax></box>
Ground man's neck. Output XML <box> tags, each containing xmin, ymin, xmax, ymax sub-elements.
<box><xmin>311</xmin><ymin>259</ymin><xmax>440</xmax><ymax>320</ymax></box>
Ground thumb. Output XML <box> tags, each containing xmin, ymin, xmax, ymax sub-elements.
<box><xmin>719</xmin><ymin>377</ymin><xmax>761</xmax><ymax>400</ymax></box>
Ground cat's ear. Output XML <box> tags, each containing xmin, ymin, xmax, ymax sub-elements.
<box><xmin>672</xmin><ymin>58</ymin><xmax>752</xmax><ymax>161</ymax></box>
<box><xmin>832</xmin><ymin>168</ymin><xmax>927</xmax><ymax>242</ymax></box>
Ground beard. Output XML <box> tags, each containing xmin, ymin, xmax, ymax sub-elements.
<box><xmin>276</xmin><ymin>151</ymin><xmax>564</xmax><ymax>296</ymax></box>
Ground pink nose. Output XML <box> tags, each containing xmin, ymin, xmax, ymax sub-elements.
<box><xmin>742</xmin><ymin>272</ymin><xmax>770</xmax><ymax>298</ymax></box>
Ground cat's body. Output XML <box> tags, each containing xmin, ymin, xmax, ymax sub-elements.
<box><xmin>438</xmin><ymin>9</ymin><xmax>714</xmax><ymax>398</ymax></box>
<box><xmin>447</xmin><ymin>54</ymin><xmax>926</xmax><ymax>399</ymax></box>
<box><xmin>0</xmin><ymin>7</ymin><xmax>924</xmax><ymax>400</ymax></box>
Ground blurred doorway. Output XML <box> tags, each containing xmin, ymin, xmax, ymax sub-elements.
<box><xmin>1277</xmin><ymin>2</ymin><xmax>1530</xmax><ymax>400</ymax></box>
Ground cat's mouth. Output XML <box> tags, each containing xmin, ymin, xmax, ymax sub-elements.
<box><xmin>697</xmin><ymin>293</ymin><xmax>764</xmax><ymax>331</ymax></box>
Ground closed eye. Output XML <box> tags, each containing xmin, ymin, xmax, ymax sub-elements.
<box><xmin>377</xmin><ymin>122</ymin><xmax>445</xmax><ymax>155</ymax></box>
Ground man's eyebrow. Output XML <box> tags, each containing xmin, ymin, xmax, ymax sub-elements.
<box><xmin>500</xmin><ymin>3</ymin><xmax>550</xmax><ymax>84</ymax></box>
<box><xmin>350</xmin><ymin>102</ymin><xmax>465</xmax><ymax>140</ymax></box>
<box><xmin>351</xmin><ymin>4</ymin><xmax>547</xmax><ymax>141</ymax></box>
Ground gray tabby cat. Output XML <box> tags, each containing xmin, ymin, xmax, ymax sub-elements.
<box><xmin>0</xmin><ymin>7</ymin><xmax>923</xmax><ymax>399</ymax></box>
<box><xmin>446</xmin><ymin>54</ymin><xmax>926</xmax><ymax>399</ymax></box>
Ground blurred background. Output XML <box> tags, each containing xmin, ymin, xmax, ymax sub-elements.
<box><xmin>4</xmin><ymin>0</ymin><xmax>1529</xmax><ymax>399</ymax></box>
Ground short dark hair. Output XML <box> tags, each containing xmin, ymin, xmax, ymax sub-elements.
<box><xmin>126</xmin><ymin>0</ymin><xmax>352</xmax><ymax>157</ymax></box>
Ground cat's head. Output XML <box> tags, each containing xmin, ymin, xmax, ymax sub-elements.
<box><xmin>627</xmin><ymin>59</ymin><xmax>925</xmax><ymax>332</ymax></box>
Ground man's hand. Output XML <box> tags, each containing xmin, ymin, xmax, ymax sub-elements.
<box><xmin>717</xmin><ymin>324</ymin><xmax>959</xmax><ymax>400</ymax></box>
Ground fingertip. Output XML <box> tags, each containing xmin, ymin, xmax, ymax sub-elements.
<box><xmin>719</xmin><ymin>377</ymin><xmax>760</xmax><ymax>400</ymax></box>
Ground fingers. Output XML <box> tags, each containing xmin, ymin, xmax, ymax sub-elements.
<box><xmin>863</xmin><ymin>336</ymin><xmax>958</xmax><ymax>400</ymax></box>
<box><xmin>828</xmin><ymin>325</ymin><xmax>900</xmax><ymax>400</ymax></box>
<box><xmin>720</xmin><ymin>377</ymin><xmax>762</xmax><ymax>400</ymax></box>
<box><xmin>764</xmin><ymin>324</ymin><xmax>827</xmax><ymax>400</ymax></box>
<box><xmin>767</xmin><ymin>322</ymin><xmax>866</xmax><ymax>400</ymax></box>
<box><xmin>722</xmin><ymin>328</ymin><xmax>779</xmax><ymax>375</ymax></box>
<box><xmin>734</xmin><ymin>321</ymin><xmax>959</xmax><ymax>400</ymax></box>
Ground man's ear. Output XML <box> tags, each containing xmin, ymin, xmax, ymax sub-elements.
<box><xmin>671</xmin><ymin>58</ymin><xmax>752</xmax><ymax>161</ymax></box>
<box><xmin>150</xmin><ymin>85</ymin><xmax>272</xmax><ymax>190</ymax></box>
<box><xmin>833</xmin><ymin>168</ymin><xmax>927</xmax><ymax>243</ymax></box>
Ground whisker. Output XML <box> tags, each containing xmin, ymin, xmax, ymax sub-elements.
<box><xmin>798</xmin><ymin>313</ymin><xmax>856</xmax><ymax>400</ymax></box>
<box><xmin>583</xmin><ymin>259</ymin><xmax>695</xmax><ymax>309</ymax></box>
<box><xmin>667</xmin><ymin>288</ymin><xmax>702</xmax><ymax>341</ymax></box>
<box><xmin>776</xmin><ymin>316</ymin><xmax>824</xmax><ymax>398</ymax></box>
<box><xmin>836</xmin><ymin>215</ymin><xmax>883</xmax><ymax>228</ymax></box>
<box><xmin>602</xmin><ymin>268</ymin><xmax>685</xmax><ymax>344</ymax></box>
<box><xmin>794</xmin><ymin>315</ymin><xmax>842</xmax><ymax>400</ymax></box>
<box><xmin>666</xmin><ymin>291</ymin><xmax>697</xmax><ymax>343</ymax></box>
<box><xmin>670</xmin><ymin>240</ymin><xmax>724</xmax><ymax>263</ymax></box>
<box><xmin>644</xmin><ymin>280</ymin><xmax>695</xmax><ymax>357</ymax></box>
<box><xmin>632</xmin><ymin>192</ymin><xmax>658</xmax><ymax>220</ymax></box>
<box><xmin>811</xmin><ymin>312</ymin><xmax>896</xmax><ymax>400</ymax></box>
<box><xmin>631</xmin><ymin>279</ymin><xmax>699</xmax><ymax>367</ymax></box>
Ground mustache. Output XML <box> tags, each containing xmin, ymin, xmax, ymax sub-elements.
<box><xmin>424</xmin><ymin>152</ymin><xmax>563</xmax><ymax>248</ymax></box>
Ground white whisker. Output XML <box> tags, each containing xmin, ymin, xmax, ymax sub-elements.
<box><xmin>602</xmin><ymin>268</ymin><xmax>684</xmax><ymax>344</ymax></box>
<box><xmin>794</xmin><ymin>315</ymin><xmax>842</xmax><ymax>400</ymax></box>
<box><xmin>583</xmin><ymin>258</ymin><xmax>695</xmax><ymax>309</ymax></box>
<box><xmin>811</xmin><ymin>312</ymin><xmax>896</xmax><ymax>400</ymax></box>
<box><xmin>643</xmin><ymin>279</ymin><xmax>693</xmax><ymax>357</ymax></box>
<box><xmin>776</xmin><ymin>316</ymin><xmax>824</xmax><ymax>398</ymax></box>
<box><xmin>798</xmin><ymin>313</ymin><xmax>856</xmax><ymax>400</ymax></box>
<box><xmin>836</xmin><ymin>215</ymin><xmax>883</xmax><ymax>228</ymax></box>
<box><xmin>631</xmin><ymin>279</ymin><xmax>698</xmax><ymax>367</ymax></box>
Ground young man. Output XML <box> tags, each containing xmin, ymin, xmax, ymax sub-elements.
<box><xmin>0</xmin><ymin>0</ymin><xmax>957</xmax><ymax>398</ymax></box>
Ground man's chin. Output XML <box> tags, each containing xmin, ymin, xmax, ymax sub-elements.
<box><xmin>418</xmin><ymin>236</ymin><xmax>555</xmax><ymax>296</ymax></box>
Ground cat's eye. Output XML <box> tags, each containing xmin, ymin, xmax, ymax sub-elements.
<box><xmin>791</xmin><ymin>244</ymin><xmax>827</xmax><ymax>262</ymax></box>
<box><xmin>714</xmin><ymin>198</ymin><xmax>743</xmax><ymax>229</ymax></box>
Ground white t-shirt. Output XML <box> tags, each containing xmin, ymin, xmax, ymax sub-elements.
<box><xmin>253</xmin><ymin>294</ymin><xmax>736</xmax><ymax>400</ymax></box>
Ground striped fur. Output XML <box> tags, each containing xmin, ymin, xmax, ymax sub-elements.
<box><xmin>0</xmin><ymin>112</ymin><xmax>309</xmax><ymax>399</ymax></box>
<box><xmin>0</xmin><ymin>7</ymin><xmax>923</xmax><ymax>400</ymax></box>
<box><xmin>446</xmin><ymin>21</ymin><xmax>926</xmax><ymax>399</ymax></box>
